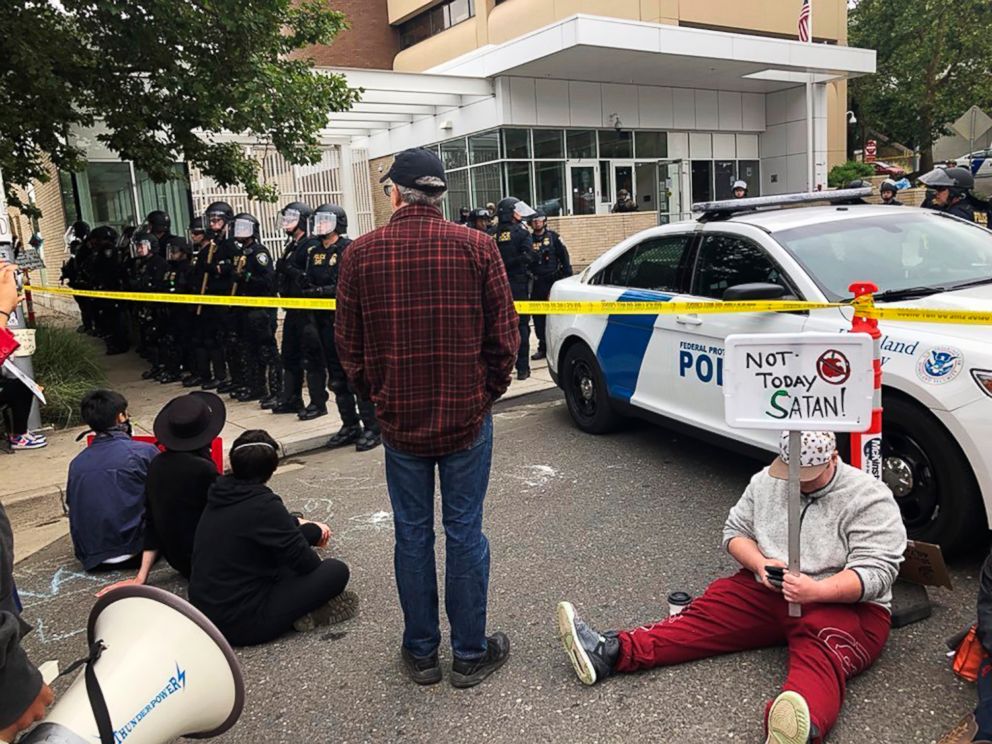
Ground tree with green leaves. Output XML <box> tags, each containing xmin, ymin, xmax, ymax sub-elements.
<box><xmin>0</xmin><ymin>0</ymin><xmax>361</xmax><ymax>216</ymax></box>
<box><xmin>849</xmin><ymin>0</ymin><xmax>992</xmax><ymax>174</ymax></box>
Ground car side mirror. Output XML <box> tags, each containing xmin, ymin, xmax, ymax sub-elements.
<box><xmin>722</xmin><ymin>283</ymin><xmax>787</xmax><ymax>301</ymax></box>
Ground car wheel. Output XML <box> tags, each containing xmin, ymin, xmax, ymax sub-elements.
<box><xmin>881</xmin><ymin>395</ymin><xmax>983</xmax><ymax>553</ymax></box>
<box><xmin>561</xmin><ymin>342</ymin><xmax>621</xmax><ymax>434</ymax></box>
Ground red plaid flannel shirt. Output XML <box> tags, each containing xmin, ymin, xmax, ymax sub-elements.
<box><xmin>335</xmin><ymin>205</ymin><xmax>519</xmax><ymax>456</ymax></box>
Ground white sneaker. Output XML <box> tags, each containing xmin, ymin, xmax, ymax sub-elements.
<box><xmin>766</xmin><ymin>690</ymin><xmax>812</xmax><ymax>744</ymax></box>
<box><xmin>9</xmin><ymin>433</ymin><xmax>48</xmax><ymax>450</ymax></box>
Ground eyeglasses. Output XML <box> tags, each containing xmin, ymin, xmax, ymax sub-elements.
<box><xmin>382</xmin><ymin>184</ymin><xmax>394</xmax><ymax>197</ymax></box>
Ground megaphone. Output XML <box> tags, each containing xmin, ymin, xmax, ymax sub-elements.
<box><xmin>21</xmin><ymin>585</ymin><xmax>244</xmax><ymax>744</ymax></box>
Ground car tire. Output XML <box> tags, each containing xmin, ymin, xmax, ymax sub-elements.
<box><xmin>881</xmin><ymin>394</ymin><xmax>984</xmax><ymax>553</ymax></box>
<box><xmin>561</xmin><ymin>342</ymin><xmax>621</xmax><ymax>434</ymax></box>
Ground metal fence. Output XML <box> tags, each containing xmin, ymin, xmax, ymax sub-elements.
<box><xmin>188</xmin><ymin>145</ymin><xmax>374</xmax><ymax>254</ymax></box>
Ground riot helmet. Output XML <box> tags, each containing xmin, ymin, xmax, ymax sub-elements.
<box><xmin>311</xmin><ymin>204</ymin><xmax>341</xmax><ymax>238</ymax></box>
<box><xmin>131</xmin><ymin>232</ymin><xmax>159</xmax><ymax>258</ymax></box>
<box><xmin>280</xmin><ymin>201</ymin><xmax>312</xmax><ymax>236</ymax></box>
<box><xmin>458</xmin><ymin>207</ymin><xmax>471</xmax><ymax>223</ymax></box>
<box><xmin>63</xmin><ymin>220</ymin><xmax>91</xmax><ymax>252</ymax></box>
<box><xmin>531</xmin><ymin>210</ymin><xmax>548</xmax><ymax>232</ymax></box>
<box><xmin>165</xmin><ymin>236</ymin><xmax>191</xmax><ymax>263</ymax></box>
<box><xmin>89</xmin><ymin>225</ymin><xmax>118</xmax><ymax>247</ymax></box>
<box><xmin>188</xmin><ymin>216</ymin><xmax>206</xmax><ymax>247</ymax></box>
<box><xmin>326</xmin><ymin>204</ymin><xmax>348</xmax><ymax>234</ymax></box>
<box><xmin>145</xmin><ymin>210</ymin><xmax>171</xmax><ymax>233</ymax></box>
<box><xmin>204</xmin><ymin>201</ymin><xmax>234</xmax><ymax>238</ymax></box>
<box><xmin>467</xmin><ymin>208</ymin><xmax>491</xmax><ymax>231</ymax></box>
<box><xmin>497</xmin><ymin>197</ymin><xmax>535</xmax><ymax>223</ymax></box>
<box><xmin>232</xmin><ymin>212</ymin><xmax>260</xmax><ymax>243</ymax></box>
<box><xmin>920</xmin><ymin>166</ymin><xmax>974</xmax><ymax>204</ymax></box>
<box><xmin>879</xmin><ymin>179</ymin><xmax>898</xmax><ymax>195</ymax></box>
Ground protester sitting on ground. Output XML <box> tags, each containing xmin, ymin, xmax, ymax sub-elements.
<box><xmin>189</xmin><ymin>429</ymin><xmax>355</xmax><ymax>646</ymax></box>
<box><xmin>0</xmin><ymin>262</ymin><xmax>46</xmax><ymax>452</ymax></box>
<box><xmin>97</xmin><ymin>392</ymin><xmax>226</xmax><ymax>597</ymax></box>
<box><xmin>66</xmin><ymin>389</ymin><xmax>160</xmax><ymax>572</ymax></box>
<box><xmin>556</xmin><ymin>431</ymin><xmax>907</xmax><ymax>744</ymax></box>
<box><xmin>937</xmin><ymin>551</ymin><xmax>992</xmax><ymax>744</ymax></box>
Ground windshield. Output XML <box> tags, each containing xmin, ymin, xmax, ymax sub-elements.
<box><xmin>774</xmin><ymin>212</ymin><xmax>992</xmax><ymax>300</ymax></box>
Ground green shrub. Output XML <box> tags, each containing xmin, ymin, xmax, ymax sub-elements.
<box><xmin>30</xmin><ymin>325</ymin><xmax>107</xmax><ymax>428</ymax></box>
<box><xmin>828</xmin><ymin>161</ymin><xmax>876</xmax><ymax>188</ymax></box>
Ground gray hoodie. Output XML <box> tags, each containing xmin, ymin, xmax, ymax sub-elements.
<box><xmin>722</xmin><ymin>462</ymin><xmax>907</xmax><ymax>610</ymax></box>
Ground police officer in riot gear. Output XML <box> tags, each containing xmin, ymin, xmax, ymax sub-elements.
<box><xmin>188</xmin><ymin>216</ymin><xmax>206</xmax><ymax>256</ymax></box>
<box><xmin>190</xmin><ymin>201</ymin><xmax>238</xmax><ymax>390</ymax></box>
<box><xmin>529</xmin><ymin>211</ymin><xmax>572</xmax><ymax>361</ymax></box>
<box><xmin>129</xmin><ymin>232</ymin><xmax>169</xmax><ymax>378</ymax></box>
<box><xmin>919</xmin><ymin>166</ymin><xmax>979</xmax><ymax>221</ymax></box>
<box><xmin>467</xmin><ymin>208</ymin><xmax>492</xmax><ymax>233</ymax></box>
<box><xmin>303</xmin><ymin>204</ymin><xmax>381</xmax><ymax>450</ymax></box>
<box><xmin>60</xmin><ymin>221</ymin><xmax>95</xmax><ymax>334</ymax></box>
<box><xmin>879</xmin><ymin>179</ymin><xmax>903</xmax><ymax>206</ymax></box>
<box><xmin>230</xmin><ymin>212</ymin><xmax>281</xmax><ymax>403</ymax></box>
<box><xmin>495</xmin><ymin>196</ymin><xmax>536</xmax><ymax>380</ymax></box>
<box><xmin>158</xmin><ymin>236</ymin><xmax>196</xmax><ymax>383</ymax></box>
<box><xmin>87</xmin><ymin>225</ymin><xmax>130</xmax><ymax>355</ymax></box>
<box><xmin>145</xmin><ymin>210</ymin><xmax>173</xmax><ymax>257</ymax></box>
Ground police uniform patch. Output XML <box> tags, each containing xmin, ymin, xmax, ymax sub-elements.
<box><xmin>330</xmin><ymin>254</ymin><xmax>338</xmax><ymax>266</ymax></box>
<box><xmin>257</xmin><ymin>252</ymin><xmax>270</xmax><ymax>266</ymax></box>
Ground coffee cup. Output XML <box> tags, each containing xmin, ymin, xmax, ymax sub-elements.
<box><xmin>667</xmin><ymin>591</ymin><xmax>692</xmax><ymax>616</ymax></box>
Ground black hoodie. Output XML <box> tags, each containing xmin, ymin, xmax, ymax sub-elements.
<box><xmin>189</xmin><ymin>476</ymin><xmax>320</xmax><ymax>632</ymax></box>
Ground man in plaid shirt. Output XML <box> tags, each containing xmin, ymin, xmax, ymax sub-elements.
<box><xmin>335</xmin><ymin>147</ymin><xmax>519</xmax><ymax>688</ymax></box>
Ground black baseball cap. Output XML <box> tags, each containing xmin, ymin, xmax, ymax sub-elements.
<box><xmin>380</xmin><ymin>148</ymin><xmax>447</xmax><ymax>193</ymax></box>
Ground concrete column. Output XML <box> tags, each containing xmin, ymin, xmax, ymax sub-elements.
<box><xmin>338</xmin><ymin>145</ymin><xmax>358</xmax><ymax>236</ymax></box>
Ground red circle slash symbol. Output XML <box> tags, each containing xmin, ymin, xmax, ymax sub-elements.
<box><xmin>817</xmin><ymin>349</ymin><xmax>851</xmax><ymax>385</ymax></box>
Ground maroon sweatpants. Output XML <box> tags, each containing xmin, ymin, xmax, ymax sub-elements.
<box><xmin>616</xmin><ymin>569</ymin><xmax>890</xmax><ymax>740</ymax></box>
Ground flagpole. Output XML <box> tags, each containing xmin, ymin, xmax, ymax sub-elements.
<box><xmin>805</xmin><ymin>0</ymin><xmax>816</xmax><ymax>191</ymax></box>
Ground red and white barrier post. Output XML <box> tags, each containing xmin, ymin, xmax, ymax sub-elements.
<box><xmin>848</xmin><ymin>281</ymin><xmax>883</xmax><ymax>480</ymax></box>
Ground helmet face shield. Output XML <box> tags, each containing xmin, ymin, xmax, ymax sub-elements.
<box><xmin>918</xmin><ymin>168</ymin><xmax>956</xmax><ymax>188</ymax></box>
<box><xmin>281</xmin><ymin>208</ymin><xmax>301</xmax><ymax>233</ymax></box>
<box><xmin>312</xmin><ymin>212</ymin><xmax>337</xmax><ymax>237</ymax></box>
<box><xmin>132</xmin><ymin>238</ymin><xmax>152</xmax><ymax>258</ymax></box>
<box><xmin>514</xmin><ymin>201</ymin><xmax>536</xmax><ymax>219</ymax></box>
<box><xmin>233</xmin><ymin>217</ymin><xmax>256</xmax><ymax>240</ymax></box>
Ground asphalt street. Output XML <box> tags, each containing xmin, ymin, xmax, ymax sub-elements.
<box><xmin>15</xmin><ymin>389</ymin><xmax>986</xmax><ymax>743</ymax></box>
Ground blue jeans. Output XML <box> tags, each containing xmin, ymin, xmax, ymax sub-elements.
<box><xmin>384</xmin><ymin>415</ymin><xmax>493</xmax><ymax>660</ymax></box>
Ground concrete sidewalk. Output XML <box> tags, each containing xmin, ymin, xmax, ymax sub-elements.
<box><xmin>3</xmin><ymin>334</ymin><xmax>558</xmax><ymax>562</ymax></box>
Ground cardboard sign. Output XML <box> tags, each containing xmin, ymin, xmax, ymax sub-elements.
<box><xmin>724</xmin><ymin>333</ymin><xmax>873</xmax><ymax>432</ymax></box>
<box><xmin>899</xmin><ymin>540</ymin><xmax>953</xmax><ymax>590</ymax></box>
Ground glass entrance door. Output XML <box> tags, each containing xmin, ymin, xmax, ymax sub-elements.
<box><xmin>658</xmin><ymin>159</ymin><xmax>690</xmax><ymax>224</ymax></box>
<box><xmin>566</xmin><ymin>162</ymin><xmax>599</xmax><ymax>216</ymax></box>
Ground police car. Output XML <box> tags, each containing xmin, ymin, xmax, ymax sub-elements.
<box><xmin>955</xmin><ymin>149</ymin><xmax>992</xmax><ymax>183</ymax></box>
<box><xmin>546</xmin><ymin>191</ymin><xmax>992</xmax><ymax>550</ymax></box>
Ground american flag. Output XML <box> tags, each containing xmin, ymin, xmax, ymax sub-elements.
<box><xmin>798</xmin><ymin>0</ymin><xmax>811</xmax><ymax>42</ymax></box>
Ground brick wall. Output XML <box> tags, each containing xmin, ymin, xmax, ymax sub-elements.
<box><xmin>296</xmin><ymin>0</ymin><xmax>401</xmax><ymax>70</ymax></box>
<box><xmin>369</xmin><ymin>155</ymin><xmax>396</xmax><ymax>228</ymax></box>
<box><xmin>6</xmin><ymin>158</ymin><xmax>69</xmax><ymax>282</ymax></box>
<box><xmin>548</xmin><ymin>212</ymin><xmax>658</xmax><ymax>268</ymax></box>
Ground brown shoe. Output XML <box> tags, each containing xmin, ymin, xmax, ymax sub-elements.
<box><xmin>937</xmin><ymin>713</ymin><xmax>986</xmax><ymax>744</ymax></box>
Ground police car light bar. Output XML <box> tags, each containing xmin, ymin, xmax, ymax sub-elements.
<box><xmin>692</xmin><ymin>188</ymin><xmax>874</xmax><ymax>221</ymax></box>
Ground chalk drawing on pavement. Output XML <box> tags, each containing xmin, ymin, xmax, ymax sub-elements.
<box><xmin>340</xmin><ymin>510</ymin><xmax>394</xmax><ymax>539</ymax></box>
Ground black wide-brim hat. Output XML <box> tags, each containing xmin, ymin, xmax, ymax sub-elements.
<box><xmin>153</xmin><ymin>391</ymin><xmax>227</xmax><ymax>452</ymax></box>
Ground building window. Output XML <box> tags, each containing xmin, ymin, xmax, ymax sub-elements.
<box><xmin>598</xmin><ymin>130</ymin><xmax>633</xmax><ymax>159</ymax></box>
<box><xmin>74</xmin><ymin>162</ymin><xmax>137</xmax><ymax>234</ymax></box>
<box><xmin>445</xmin><ymin>168</ymin><xmax>471</xmax><ymax>217</ymax></box>
<box><xmin>533</xmin><ymin>129</ymin><xmax>564</xmax><ymax>159</ymax></box>
<box><xmin>471</xmin><ymin>163</ymin><xmax>503</xmax><ymax>208</ymax></box>
<box><xmin>135</xmin><ymin>164</ymin><xmax>192</xmax><ymax>233</ymax></box>
<box><xmin>738</xmin><ymin>160</ymin><xmax>760</xmax><ymax>196</ymax></box>
<box><xmin>566</xmin><ymin>130</ymin><xmax>597</xmax><ymax>159</ymax></box>
<box><xmin>503</xmin><ymin>129</ymin><xmax>531</xmax><ymax>159</ymax></box>
<box><xmin>691</xmin><ymin>160</ymin><xmax>713</xmax><ymax>204</ymax></box>
<box><xmin>399</xmin><ymin>0</ymin><xmax>475</xmax><ymax>49</ymax></box>
<box><xmin>468</xmin><ymin>130</ymin><xmax>500</xmax><ymax>165</ymax></box>
<box><xmin>440</xmin><ymin>137</ymin><xmax>468</xmax><ymax>171</ymax></box>
<box><xmin>635</xmin><ymin>131</ymin><xmax>668</xmax><ymax>159</ymax></box>
<box><xmin>535</xmin><ymin>162</ymin><xmax>565</xmax><ymax>216</ymax></box>
<box><xmin>505</xmin><ymin>162</ymin><xmax>533</xmax><ymax>206</ymax></box>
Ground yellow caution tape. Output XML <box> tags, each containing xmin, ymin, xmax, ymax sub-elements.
<box><xmin>24</xmin><ymin>285</ymin><xmax>992</xmax><ymax>323</ymax></box>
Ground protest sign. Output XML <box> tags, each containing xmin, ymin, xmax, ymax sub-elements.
<box><xmin>723</xmin><ymin>333</ymin><xmax>873</xmax><ymax>431</ymax></box>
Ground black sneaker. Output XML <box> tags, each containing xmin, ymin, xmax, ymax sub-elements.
<box><xmin>450</xmin><ymin>632</ymin><xmax>510</xmax><ymax>689</ymax></box>
<box><xmin>355</xmin><ymin>429</ymin><xmax>381</xmax><ymax>452</ymax></box>
<box><xmin>517</xmin><ymin>370</ymin><xmax>531</xmax><ymax>381</ymax></box>
<box><xmin>531</xmin><ymin>350</ymin><xmax>546</xmax><ymax>361</ymax></box>
<box><xmin>271</xmin><ymin>398</ymin><xmax>305</xmax><ymax>415</ymax></box>
<box><xmin>217</xmin><ymin>379</ymin><xmax>237</xmax><ymax>394</ymax></box>
<box><xmin>556</xmin><ymin>601</ymin><xmax>618</xmax><ymax>686</ymax></box>
<box><xmin>259</xmin><ymin>394</ymin><xmax>280</xmax><ymax>410</ymax></box>
<box><xmin>293</xmin><ymin>590</ymin><xmax>359</xmax><ymax>633</ymax></box>
<box><xmin>326</xmin><ymin>424</ymin><xmax>361</xmax><ymax>449</ymax></box>
<box><xmin>201</xmin><ymin>378</ymin><xmax>221</xmax><ymax>390</ymax></box>
<box><xmin>401</xmin><ymin>647</ymin><xmax>443</xmax><ymax>686</ymax></box>
<box><xmin>183</xmin><ymin>375</ymin><xmax>203</xmax><ymax>388</ymax></box>
<box><xmin>298</xmin><ymin>404</ymin><xmax>328</xmax><ymax>421</ymax></box>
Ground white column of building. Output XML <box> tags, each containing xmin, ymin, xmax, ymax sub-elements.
<box><xmin>338</xmin><ymin>145</ymin><xmax>358</xmax><ymax>235</ymax></box>
<box><xmin>813</xmin><ymin>82</ymin><xmax>830</xmax><ymax>190</ymax></box>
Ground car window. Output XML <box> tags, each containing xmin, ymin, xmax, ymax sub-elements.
<box><xmin>775</xmin><ymin>212</ymin><xmax>992</xmax><ymax>300</ymax></box>
<box><xmin>595</xmin><ymin>234</ymin><xmax>692</xmax><ymax>292</ymax></box>
<box><xmin>692</xmin><ymin>234</ymin><xmax>790</xmax><ymax>299</ymax></box>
